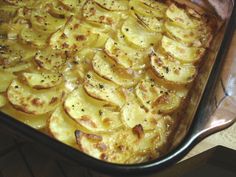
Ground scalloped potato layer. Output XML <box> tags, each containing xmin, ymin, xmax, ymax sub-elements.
<box><xmin>0</xmin><ymin>0</ymin><xmax>214</xmax><ymax>164</ymax></box>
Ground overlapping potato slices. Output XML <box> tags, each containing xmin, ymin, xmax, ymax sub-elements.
<box><xmin>121</xmin><ymin>17</ymin><xmax>162</xmax><ymax>48</ymax></box>
<box><xmin>64</xmin><ymin>86</ymin><xmax>122</xmax><ymax>132</ymax></box>
<box><xmin>0</xmin><ymin>0</ymin><xmax>215</xmax><ymax>164</ymax></box>
<box><xmin>104</xmin><ymin>38</ymin><xmax>146</xmax><ymax>69</ymax></box>
<box><xmin>150</xmin><ymin>51</ymin><xmax>196</xmax><ymax>84</ymax></box>
<box><xmin>84</xmin><ymin>71</ymin><xmax>125</xmax><ymax>107</ymax></box>
<box><xmin>50</xmin><ymin>16</ymin><xmax>99</xmax><ymax>51</ymax></box>
<box><xmin>92</xmin><ymin>51</ymin><xmax>140</xmax><ymax>87</ymax></box>
<box><xmin>135</xmin><ymin>74</ymin><xmax>184</xmax><ymax>114</ymax></box>
<box><xmin>7</xmin><ymin>79</ymin><xmax>64</xmax><ymax>115</ymax></box>
<box><xmin>162</xmin><ymin>36</ymin><xmax>205</xmax><ymax>63</ymax></box>
<box><xmin>82</xmin><ymin>0</ymin><xmax>121</xmax><ymax>26</ymax></box>
<box><xmin>76</xmin><ymin>116</ymin><xmax>172</xmax><ymax>163</ymax></box>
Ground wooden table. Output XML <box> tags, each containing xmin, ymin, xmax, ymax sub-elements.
<box><xmin>183</xmin><ymin>31</ymin><xmax>236</xmax><ymax>160</ymax></box>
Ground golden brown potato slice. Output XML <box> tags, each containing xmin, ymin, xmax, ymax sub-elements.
<box><xmin>0</xmin><ymin>40</ymin><xmax>36</xmax><ymax>68</ymax></box>
<box><xmin>92</xmin><ymin>51</ymin><xmax>140</xmax><ymax>87</ymax></box>
<box><xmin>19</xmin><ymin>27</ymin><xmax>50</xmax><ymax>48</ymax></box>
<box><xmin>30</xmin><ymin>10</ymin><xmax>66</xmax><ymax>33</ymax></box>
<box><xmin>121</xmin><ymin>98</ymin><xmax>161</xmax><ymax>130</ymax></box>
<box><xmin>0</xmin><ymin>70</ymin><xmax>15</xmax><ymax>92</ymax></box>
<box><xmin>22</xmin><ymin>72</ymin><xmax>63</xmax><ymax>89</ymax></box>
<box><xmin>48</xmin><ymin>107</ymin><xmax>78</xmax><ymax>146</ymax></box>
<box><xmin>76</xmin><ymin>116</ymin><xmax>171</xmax><ymax>163</ymax></box>
<box><xmin>50</xmin><ymin>17</ymin><xmax>99</xmax><ymax>50</ymax></box>
<box><xmin>34</xmin><ymin>49</ymin><xmax>66</xmax><ymax>71</ymax></box>
<box><xmin>1</xmin><ymin>103</ymin><xmax>49</xmax><ymax>129</ymax></box>
<box><xmin>150</xmin><ymin>52</ymin><xmax>196</xmax><ymax>84</ymax></box>
<box><xmin>58</xmin><ymin>0</ymin><xmax>80</xmax><ymax>9</ymax></box>
<box><xmin>165</xmin><ymin>21</ymin><xmax>212</xmax><ymax>47</ymax></box>
<box><xmin>166</xmin><ymin>4</ymin><xmax>200</xmax><ymax>29</ymax></box>
<box><xmin>82</xmin><ymin>0</ymin><xmax>120</xmax><ymax>26</ymax></box>
<box><xmin>121</xmin><ymin>17</ymin><xmax>162</xmax><ymax>48</ymax></box>
<box><xmin>104</xmin><ymin>38</ymin><xmax>146</xmax><ymax>69</ymax></box>
<box><xmin>64</xmin><ymin>86</ymin><xmax>122</xmax><ymax>133</ymax></box>
<box><xmin>94</xmin><ymin>0</ymin><xmax>128</xmax><ymax>11</ymax></box>
<box><xmin>129</xmin><ymin>0</ymin><xmax>167</xmax><ymax>18</ymax></box>
<box><xmin>135</xmin><ymin>75</ymin><xmax>183</xmax><ymax>114</ymax></box>
<box><xmin>162</xmin><ymin>36</ymin><xmax>205</xmax><ymax>63</ymax></box>
<box><xmin>7</xmin><ymin>79</ymin><xmax>64</xmax><ymax>115</ymax></box>
<box><xmin>84</xmin><ymin>71</ymin><xmax>125</xmax><ymax>107</ymax></box>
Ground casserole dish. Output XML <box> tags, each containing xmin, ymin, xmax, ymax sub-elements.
<box><xmin>0</xmin><ymin>0</ymin><xmax>235</xmax><ymax>175</ymax></box>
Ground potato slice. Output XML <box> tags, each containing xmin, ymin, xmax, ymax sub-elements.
<box><xmin>3</xmin><ymin>0</ymin><xmax>35</xmax><ymax>6</ymax></box>
<box><xmin>64</xmin><ymin>86</ymin><xmax>122</xmax><ymax>133</ymax></box>
<box><xmin>1</xmin><ymin>103</ymin><xmax>49</xmax><ymax>129</ymax></box>
<box><xmin>0</xmin><ymin>94</ymin><xmax>7</xmax><ymax>107</ymax></box>
<box><xmin>165</xmin><ymin>21</ymin><xmax>212</xmax><ymax>47</ymax></box>
<box><xmin>0</xmin><ymin>5</ymin><xmax>17</xmax><ymax>22</ymax></box>
<box><xmin>50</xmin><ymin>17</ymin><xmax>99</xmax><ymax>50</ymax></box>
<box><xmin>48</xmin><ymin>107</ymin><xmax>78</xmax><ymax>145</ymax></box>
<box><xmin>22</xmin><ymin>72</ymin><xmax>63</xmax><ymax>89</ymax></box>
<box><xmin>135</xmin><ymin>13</ymin><xmax>163</xmax><ymax>33</ymax></box>
<box><xmin>84</xmin><ymin>71</ymin><xmax>125</xmax><ymax>107</ymax></box>
<box><xmin>0</xmin><ymin>40</ymin><xmax>36</xmax><ymax>68</ymax></box>
<box><xmin>150</xmin><ymin>52</ymin><xmax>196</xmax><ymax>84</ymax></box>
<box><xmin>34</xmin><ymin>49</ymin><xmax>66</xmax><ymax>71</ymax></box>
<box><xmin>0</xmin><ymin>70</ymin><xmax>15</xmax><ymax>92</ymax></box>
<box><xmin>76</xmin><ymin>117</ymin><xmax>171</xmax><ymax>163</ymax></box>
<box><xmin>82</xmin><ymin>0</ymin><xmax>120</xmax><ymax>26</ymax></box>
<box><xmin>162</xmin><ymin>36</ymin><xmax>205</xmax><ymax>63</ymax></box>
<box><xmin>94</xmin><ymin>0</ymin><xmax>128</xmax><ymax>11</ymax></box>
<box><xmin>7</xmin><ymin>79</ymin><xmax>64</xmax><ymax>115</ymax></box>
<box><xmin>135</xmin><ymin>76</ymin><xmax>184</xmax><ymax>114</ymax></box>
<box><xmin>19</xmin><ymin>27</ymin><xmax>50</xmax><ymax>48</ymax></box>
<box><xmin>166</xmin><ymin>4</ymin><xmax>199</xmax><ymax>29</ymax></box>
<box><xmin>30</xmin><ymin>10</ymin><xmax>66</xmax><ymax>33</ymax></box>
<box><xmin>121</xmin><ymin>98</ymin><xmax>161</xmax><ymax>130</ymax></box>
<box><xmin>121</xmin><ymin>17</ymin><xmax>161</xmax><ymax>48</ymax></box>
<box><xmin>92</xmin><ymin>51</ymin><xmax>139</xmax><ymax>87</ymax></box>
<box><xmin>104</xmin><ymin>38</ymin><xmax>146</xmax><ymax>69</ymax></box>
<box><xmin>129</xmin><ymin>0</ymin><xmax>167</xmax><ymax>18</ymax></box>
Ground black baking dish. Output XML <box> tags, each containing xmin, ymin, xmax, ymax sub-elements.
<box><xmin>0</xmin><ymin>0</ymin><xmax>236</xmax><ymax>176</ymax></box>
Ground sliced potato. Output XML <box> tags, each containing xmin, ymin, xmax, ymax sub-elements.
<box><xmin>19</xmin><ymin>27</ymin><xmax>49</xmax><ymax>48</ymax></box>
<box><xmin>50</xmin><ymin>17</ymin><xmax>99</xmax><ymax>50</ymax></box>
<box><xmin>1</xmin><ymin>103</ymin><xmax>49</xmax><ymax>129</ymax></box>
<box><xmin>150</xmin><ymin>52</ymin><xmax>196</xmax><ymax>84</ymax></box>
<box><xmin>49</xmin><ymin>107</ymin><xmax>78</xmax><ymax>145</ymax></box>
<box><xmin>166</xmin><ymin>4</ymin><xmax>200</xmax><ymax>29</ymax></box>
<box><xmin>94</xmin><ymin>0</ymin><xmax>128</xmax><ymax>11</ymax></box>
<box><xmin>1</xmin><ymin>62</ymin><xmax>32</xmax><ymax>73</ymax></box>
<box><xmin>162</xmin><ymin>36</ymin><xmax>205</xmax><ymax>63</ymax></box>
<box><xmin>76</xmin><ymin>118</ymin><xmax>170</xmax><ymax>163</ymax></box>
<box><xmin>30</xmin><ymin>10</ymin><xmax>66</xmax><ymax>33</ymax></box>
<box><xmin>0</xmin><ymin>40</ymin><xmax>36</xmax><ymax>67</ymax></box>
<box><xmin>7</xmin><ymin>79</ymin><xmax>64</xmax><ymax>115</ymax></box>
<box><xmin>104</xmin><ymin>38</ymin><xmax>146</xmax><ymax>69</ymax></box>
<box><xmin>121</xmin><ymin>98</ymin><xmax>161</xmax><ymax>130</ymax></box>
<box><xmin>129</xmin><ymin>0</ymin><xmax>167</xmax><ymax>18</ymax></box>
<box><xmin>34</xmin><ymin>49</ymin><xmax>66</xmax><ymax>71</ymax></box>
<box><xmin>0</xmin><ymin>5</ymin><xmax>17</xmax><ymax>22</ymax></box>
<box><xmin>22</xmin><ymin>72</ymin><xmax>63</xmax><ymax>89</ymax></box>
<box><xmin>64</xmin><ymin>86</ymin><xmax>122</xmax><ymax>133</ymax></box>
<box><xmin>84</xmin><ymin>71</ymin><xmax>125</xmax><ymax>107</ymax></box>
<box><xmin>0</xmin><ymin>70</ymin><xmax>15</xmax><ymax>92</ymax></box>
<box><xmin>121</xmin><ymin>17</ymin><xmax>161</xmax><ymax>48</ymax></box>
<box><xmin>92</xmin><ymin>51</ymin><xmax>139</xmax><ymax>87</ymax></box>
<box><xmin>135</xmin><ymin>13</ymin><xmax>163</xmax><ymax>33</ymax></box>
<box><xmin>165</xmin><ymin>21</ymin><xmax>212</xmax><ymax>47</ymax></box>
<box><xmin>0</xmin><ymin>94</ymin><xmax>7</xmax><ymax>107</ymax></box>
<box><xmin>82</xmin><ymin>0</ymin><xmax>120</xmax><ymax>25</ymax></box>
<box><xmin>3</xmin><ymin>0</ymin><xmax>35</xmax><ymax>6</ymax></box>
